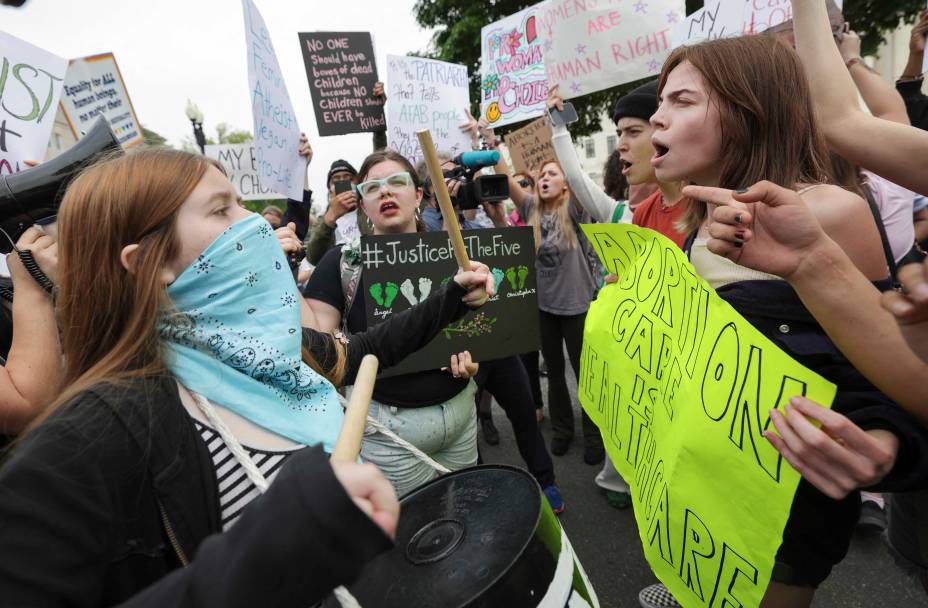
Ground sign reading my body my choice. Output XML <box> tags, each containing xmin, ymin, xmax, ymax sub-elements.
<box><xmin>205</xmin><ymin>143</ymin><xmax>285</xmax><ymax>201</ymax></box>
<box><xmin>360</xmin><ymin>227</ymin><xmax>540</xmax><ymax>378</ymax></box>
<box><xmin>298</xmin><ymin>32</ymin><xmax>385</xmax><ymax>137</ymax></box>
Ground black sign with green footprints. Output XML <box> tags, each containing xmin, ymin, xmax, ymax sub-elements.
<box><xmin>359</xmin><ymin>227</ymin><xmax>540</xmax><ymax>378</ymax></box>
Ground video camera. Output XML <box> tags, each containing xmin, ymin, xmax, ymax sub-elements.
<box><xmin>437</xmin><ymin>150</ymin><xmax>509</xmax><ymax>211</ymax></box>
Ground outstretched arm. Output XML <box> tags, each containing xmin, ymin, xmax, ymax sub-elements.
<box><xmin>548</xmin><ymin>84</ymin><xmax>622</xmax><ymax>223</ymax></box>
<box><xmin>792</xmin><ymin>0</ymin><xmax>928</xmax><ymax>194</ymax></box>
<box><xmin>838</xmin><ymin>30</ymin><xmax>910</xmax><ymax>124</ymax></box>
<box><xmin>687</xmin><ymin>180</ymin><xmax>928</xmax><ymax>423</ymax></box>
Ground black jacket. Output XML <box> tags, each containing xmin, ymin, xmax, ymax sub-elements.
<box><xmin>0</xmin><ymin>281</ymin><xmax>472</xmax><ymax>607</ymax></box>
<box><xmin>896</xmin><ymin>77</ymin><xmax>928</xmax><ymax>131</ymax></box>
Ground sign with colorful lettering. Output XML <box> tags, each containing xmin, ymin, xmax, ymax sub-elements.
<box><xmin>578</xmin><ymin>223</ymin><xmax>836</xmax><ymax>608</ymax></box>
<box><xmin>0</xmin><ymin>32</ymin><xmax>67</xmax><ymax>174</ymax></box>
<box><xmin>503</xmin><ymin>116</ymin><xmax>554</xmax><ymax>175</ymax></box>
<box><xmin>359</xmin><ymin>227</ymin><xmax>540</xmax><ymax>378</ymax></box>
<box><xmin>386</xmin><ymin>54</ymin><xmax>471</xmax><ymax>167</ymax></box>
<box><xmin>205</xmin><ymin>143</ymin><xmax>286</xmax><ymax>201</ymax></box>
<box><xmin>58</xmin><ymin>52</ymin><xmax>142</xmax><ymax>149</ymax></box>
<box><xmin>242</xmin><ymin>0</ymin><xmax>304</xmax><ymax>201</ymax></box>
<box><xmin>298</xmin><ymin>31</ymin><xmax>385</xmax><ymax>137</ymax></box>
<box><xmin>539</xmin><ymin>0</ymin><xmax>685</xmax><ymax>99</ymax></box>
<box><xmin>480</xmin><ymin>2</ymin><xmax>549</xmax><ymax>129</ymax></box>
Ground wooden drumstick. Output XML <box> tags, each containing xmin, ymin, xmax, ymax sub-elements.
<box><xmin>331</xmin><ymin>354</ymin><xmax>379</xmax><ymax>462</ymax></box>
<box><xmin>416</xmin><ymin>129</ymin><xmax>471</xmax><ymax>271</ymax></box>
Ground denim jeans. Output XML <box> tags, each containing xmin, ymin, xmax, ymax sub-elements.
<box><xmin>361</xmin><ymin>381</ymin><xmax>478</xmax><ymax>497</ymax></box>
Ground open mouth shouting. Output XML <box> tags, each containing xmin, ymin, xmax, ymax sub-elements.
<box><xmin>378</xmin><ymin>199</ymin><xmax>400</xmax><ymax>216</ymax></box>
<box><xmin>651</xmin><ymin>138</ymin><xmax>670</xmax><ymax>168</ymax></box>
<box><xmin>620</xmin><ymin>158</ymin><xmax>634</xmax><ymax>176</ymax></box>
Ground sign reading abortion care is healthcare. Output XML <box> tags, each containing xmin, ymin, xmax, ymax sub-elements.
<box><xmin>480</xmin><ymin>1</ymin><xmax>548</xmax><ymax>129</ymax></box>
<box><xmin>540</xmin><ymin>0</ymin><xmax>685</xmax><ymax>99</ymax></box>
<box><xmin>359</xmin><ymin>227</ymin><xmax>539</xmax><ymax>378</ymax></box>
<box><xmin>578</xmin><ymin>223</ymin><xmax>837</xmax><ymax>608</ymax></box>
<box><xmin>59</xmin><ymin>52</ymin><xmax>142</xmax><ymax>148</ymax></box>
<box><xmin>205</xmin><ymin>143</ymin><xmax>286</xmax><ymax>201</ymax></box>
<box><xmin>386</xmin><ymin>54</ymin><xmax>471</xmax><ymax>167</ymax></box>
<box><xmin>299</xmin><ymin>31</ymin><xmax>385</xmax><ymax>137</ymax></box>
<box><xmin>0</xmin><ymin>32</ymin><xmax>67</xmax><ymax>174</ymax></box>
<box><xmin>242</xmin><ymin>0</ymin><xmax>304</xmax><ymax>201</ymax></box>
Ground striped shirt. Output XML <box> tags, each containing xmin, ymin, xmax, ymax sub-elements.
<box><xmin>194</xmin><ymin>420</ymin><xmax>302</xmax><ymax>530</ymax></box>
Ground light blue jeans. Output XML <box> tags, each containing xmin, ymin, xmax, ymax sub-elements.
<box><xmin>361</xmin><ymin>381</ymin><xmax>478</xmax><ymax>497</ymax></box>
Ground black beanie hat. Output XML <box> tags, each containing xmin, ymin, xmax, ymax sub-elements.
<box><xmin>326</xmin><ymin>159</ymin><xmax>358</xmax><ymax>186</ymax></box>
<box><xmin>612</xmin><ymin>80</ymin><xmax>659</xmax><ymax>125</ymax></box>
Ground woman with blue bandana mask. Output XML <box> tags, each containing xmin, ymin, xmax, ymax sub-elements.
<box><xmin>0</xmin><ymin>148</ymin><xmax>494</xmax><ymax>606</ymax></box>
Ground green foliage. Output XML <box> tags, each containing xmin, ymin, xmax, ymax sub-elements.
<box><xmin>843</xmin><ymin>0</ymin><xmax>925</xmax><ymax>56</ymax></box>
<box><xmin>141</xmin><ymin>125</ymin><xmax>169</xmax><ymax>147</ymax></box>
<box><xmin>413</xmin><ymin>0</ymin><xmax>925</xmax><ymax>138</ymax></box>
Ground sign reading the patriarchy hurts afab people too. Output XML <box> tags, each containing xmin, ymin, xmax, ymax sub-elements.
<box><xmin>480</xmin><ymin>1</ymin><xmax>548</xmax><ymax>128</ymax></box>
<box><xmin>540</xmin><ymin>0</ymin><xmax>685</xmax><ymax>99</ymax></box>
<box><xmin>577</xmin><ymin>224</ymin><xmax>837</xmax><ymax>608</ymax></box>
<box><xmin>386</xmin><ymin>54</ymin><xmax>471</xmax><ymax>167</ymax></box>
<box><xmin>360</xmin><ymin>227</ymin><xmax>539</xmax><ymax>378</ymax></box>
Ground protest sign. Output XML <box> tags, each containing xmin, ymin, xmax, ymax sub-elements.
<box><xmin>578</xmin><ymin>223</ymin><xmax>836</xmax><ymax>608</ymax></box>
<box><xmin>58</xmin><ymin>52</ymin><xmax>142</xmax><ymax>148</ymax></box>
<box><xmin>671</xmin><ymin>1</ymin><xmax>741</xmax><ymax>48</ymax></box>
<box><xmin>336</xmin><ymin>210</ymin><xmax>361</xmax><ymax>246</ymax></box>
<box><xmin>386</xmin><ymin>54</ymin><xmax>470</xmax><ymax>167</ymax></box>
<box><xmin>359</xmin><ymin>227</ymin><xmax>539</xmax><ymax>377</ymax></box>
<box><xmin>0</xmin><ymin>32</ymin><xmax>67</xmax><ymax>174</ymax></box>
<box><xmin>503</xmin><ymin>116</ymin><xmax>553</xmax><ymax>175</ymax></box>
<box><xmin>539</xmin><ymin>0</ymin><xmax>684</xmax><ymax>99</ymax></box>
<box><xmin>205</xmin><ymin>143</ymin><xmax>286</xmax><ymax>200</ymax></box>
<box><xmin>298</xmin><ymin>32</ymin><xmax>385</xmax><ymax>137</ymax></box>
<box><xmin>480</xmin><ymin>2</ymin><xmax>548</xmax><ymax>129</ymax></box>
<box><xmin>242</xmin><ymin>0</ymin><xmax>304</xmax><ymax>201</ymax></box>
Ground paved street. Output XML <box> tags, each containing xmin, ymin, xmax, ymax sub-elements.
<box><xmin>477</xmin><ymin>373</ymin><xmax>924</xmax><ymax>607</ymax></box>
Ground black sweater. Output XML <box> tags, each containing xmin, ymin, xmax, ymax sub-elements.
<box><xmin>0</xmin><ymin>281</ymin><xmax>471</xmax><ymax>607</ymax></box>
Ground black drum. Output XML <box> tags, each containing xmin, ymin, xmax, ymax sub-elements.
<box><xmin>328</xmin><ymin>465</ymin><xmax>598</xmax><ymax>607</ymax></box>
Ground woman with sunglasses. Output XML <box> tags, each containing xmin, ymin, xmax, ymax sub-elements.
<box><xmin>305</xmin><ymin>149</ymin><xmax>489</xmax><ymax>496</ymax></box>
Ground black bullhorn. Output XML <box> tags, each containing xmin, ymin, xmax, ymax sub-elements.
<box><xmin>0</xmin><ymin>118</ymin><xmax>122</xmax><ymax>253</ymax></box>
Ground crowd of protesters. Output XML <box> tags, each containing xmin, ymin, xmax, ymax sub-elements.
<box><xmin>3</xmin><ymin>1</ymin><xmax>928</xmax><ymax>606</ymax></box>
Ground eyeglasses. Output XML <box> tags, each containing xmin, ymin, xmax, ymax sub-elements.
<box><xmin>355</xmin><ymin>172</ymin><xmax>414</xmax><ymax>200</ymax></box>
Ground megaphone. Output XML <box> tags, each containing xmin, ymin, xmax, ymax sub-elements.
<box><xmin>0</xmin><ymin>118</ymin><xmax>122</xmax><ymax>253</ymax></box>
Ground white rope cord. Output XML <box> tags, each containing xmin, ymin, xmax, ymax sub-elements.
<box><xmin>190</xmin><ymin>391</ymin><xmax>270</xmax><ymax>493</ymax></box>
<box><xmin>189</xmin><ymin>391</ymin><xmax>361</xmax><ymax>607</ymax></box>
<box><xmin>334</xmin><ymin>392</ymin><xmax>450</xmax><ymax>474</ymax></box>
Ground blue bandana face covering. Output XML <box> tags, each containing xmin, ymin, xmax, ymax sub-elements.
<box><xmin>160</xmin><ymin>214</ymin><xmax>342</xmax><ymax>451</ymax></box>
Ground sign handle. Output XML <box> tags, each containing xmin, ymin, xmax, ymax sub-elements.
<box><xmin>331</xmin><ymin>354</ymin><xmax>379</xmax><ymax>462</ymax></box>
<box><xmin>416</xmin><ymin>129</ymin><xmax>471</xmax><ymax>270</ymax></box>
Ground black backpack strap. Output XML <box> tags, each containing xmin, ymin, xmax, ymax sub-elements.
<box><xmin>682</xmin><ymin>229</ymin><xmax>698</xmax><ymax>259</ymax></box>
<box><xmin>862</xmin><ymin>186</ymin><xmax>899</xmax><ymax>287</ymax></box>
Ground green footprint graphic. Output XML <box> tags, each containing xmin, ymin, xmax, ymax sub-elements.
<box><xmin>505</xmin><ymin>266</ymin><xmax>518</xmax><ymax>291</ymax></box>
<box><xmin>517</xmin><ymin>264</ymin><xmax>529</xmax><ymax>289</ymax></box>
<box><xmin>384</xmin><ymin>281</ymin><xmax>399</xmax><ymax>307</ymax></box>
<box><xmin>369</xmin><ymin>282</ymin><xmax>384</xmax><ymax>306</ymax></box>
